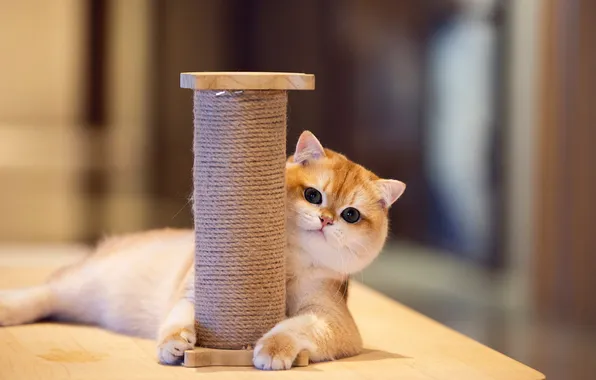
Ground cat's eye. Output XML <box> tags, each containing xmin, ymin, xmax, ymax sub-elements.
<box><xmin>304</xmin><ymin>187</ymin><xmax>322</xmax><ymax>205</ymax></box>
<box><xmin>341</xmin><ymin>207</ymin><xmax>361</xmax><ymax>223</ymax></box>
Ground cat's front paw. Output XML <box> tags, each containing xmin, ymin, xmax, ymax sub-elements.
<box><xmin>157</xmin><ymin>326</ymin><xmax>196</xmax><ymax>365</ymax></box>
<box><xmin>253</xmin><ymin>333</ymin><xmax>300</xmax><ymax>370</ymax></box>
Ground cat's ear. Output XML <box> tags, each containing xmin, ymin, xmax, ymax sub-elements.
<box><xmin>294</xmin><ymin>131</ymin><xmax>326</xmax><ymax>164</ymax></box>
<box><xmin>376</xmin><ymin>179</ymin><xmax>406</xmax><ymax>208</ymax></box>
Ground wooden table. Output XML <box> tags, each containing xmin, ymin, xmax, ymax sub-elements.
<box><xmin>0</xmin><ymin>254</ymin><xmax>544</xmax><ymax>379</ymax></box>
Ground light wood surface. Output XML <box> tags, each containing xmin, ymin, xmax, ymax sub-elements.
<box><xmin>0</xmin><ymin>253</ymin><xmax>544</xmax><ymax>379</ymax></box>
<box><xmin>180</xmin><ymin>72</ymin><xmax>315</xmax><ymax>90</ymax></box>
<box><xmin>183</xmin><ymin>347</ymin><xmax>308</xmax><ymax>368</ymax></box>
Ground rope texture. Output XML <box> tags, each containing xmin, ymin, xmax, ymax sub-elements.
<box><xmin>193</xmin><ymin>90</ymin><xmax>287</xmax><ymax>349</ymax></box>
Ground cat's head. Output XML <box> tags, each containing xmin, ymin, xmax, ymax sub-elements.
<box><xmin>286</xmin><ymin>131</ymin><xmax>406</xmax><ymax>276</ymax></box>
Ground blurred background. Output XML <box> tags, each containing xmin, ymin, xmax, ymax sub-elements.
<box><xmin>0</xmin><ymin>0</ymin><xmax>594</xmax><ymax>378</ymax></box>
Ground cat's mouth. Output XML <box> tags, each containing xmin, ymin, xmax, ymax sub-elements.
<box><xmin>304</xmin><ymin>228</ymin><xmax>327</xmax><ymax>241</ymax></box>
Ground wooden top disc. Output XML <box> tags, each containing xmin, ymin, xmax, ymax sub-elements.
<box><xmin>180</xmin><ymin>72</ymin><xmax>315</xmax><ymax>90</ymax></box>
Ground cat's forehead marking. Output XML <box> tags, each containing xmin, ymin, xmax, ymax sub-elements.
<box><xmin>302</xmin><ymin>153</ymin><xmax>380</xmax><ymax>207</ymax></box>
<box><xmin>317</xmin><ymin>172</ymin><xmax>331</xmax><ymax>192</ymax></box>
<box><xmin>331</xmin><ymin>161</ymin><xmax>378</xmax><ymax>208</ymax></box>
<box><xmin>332</xmin><ymin>165</ymin><xmax>352</xmax><ymax>200</ymax></box>
<box><xmin>347</xmin><ymin>189</ymin><xmax>359</xmax><ymax>206</ymax></box>
<box><xmin>313</xmin><ymin>164</ymin><xmax>340</xmax><ymax>193</ymax></box>
<box><xmin>350</xmin><ymin>188</ymin><xmax>371</xmax><ymax>207</ymax></box>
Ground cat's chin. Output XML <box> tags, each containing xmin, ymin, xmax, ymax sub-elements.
<box><xmin>290</xmin><ymin>228</ymin><xmax>372</xmax><ymax>276</ymax></box>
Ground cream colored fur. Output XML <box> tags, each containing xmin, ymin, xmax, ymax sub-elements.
<box><xmin>0</xmin><ymin>131</ymin><xmax>404</xmax><ymax>370</ymax></box>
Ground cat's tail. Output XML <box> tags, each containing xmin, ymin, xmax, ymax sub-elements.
<box><xmin>0</xmin><ymin>285</ymin><xmax>55</xmax><ymax>326</ymax></box>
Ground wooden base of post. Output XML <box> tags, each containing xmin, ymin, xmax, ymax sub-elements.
<box><xmin>183</xmin><ymin>348</ymin><xmax>309</xmax><ymax>368</ymax></box>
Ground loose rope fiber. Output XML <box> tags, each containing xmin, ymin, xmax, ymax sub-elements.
<box><xmin>193</xmin><ymin>90</ymin><xmax>287</xmax><ymax>349</ymax></box>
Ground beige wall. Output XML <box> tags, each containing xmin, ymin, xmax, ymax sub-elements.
<box><xmin>102</xmin><ymin>0</ymin><xmax>153</xmax><ymax>233</ymax></box>
<box><xmin>0</xmin><ymin>0</ymin><xmax>85</xmax><ymax>125</ymax></box>
<box><xmin>0</xmin><ymin>1</ymin><xmax>156</xmax><ymax>241</ymax></box>
<box><xmin>0</xmin><ymin>1</ymin><xmax>86</xmax><ymax>241</ymax></box>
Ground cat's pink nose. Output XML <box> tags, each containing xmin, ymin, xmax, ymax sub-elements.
<box><xmin>319</xmin><ymin>215</ymin><xmax>334</xmax><ymax>227</ymax></box>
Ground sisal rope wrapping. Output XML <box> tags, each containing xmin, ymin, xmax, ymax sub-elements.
<box><xmin>193</xmin><ymin>90</ymin><xmax>287</xmax><ymax>349</ymax></box>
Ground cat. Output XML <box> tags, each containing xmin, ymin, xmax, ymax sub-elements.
<box><xmin>0</xmin><ymin>131</ymin><xmax>405</xmax><ymax>370</ymax></box>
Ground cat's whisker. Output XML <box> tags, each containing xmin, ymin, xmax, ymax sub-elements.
<box><xmin>345</xmin><ymin>245</ymin><xmax>360</xmax><ymax>261</ymax></box>
<box><xmin>343</xmin><ymin>276</ymin><xmax>350</xmax><ymax>299</ymax></box>
<box><xmin>170</xmin><ymin>197</ymin><xmax>192</xmax><ymax>221</ymax></box>
<box><xmin>349</xmin><ymin>240</ymin><xmax>372</xmax><ymax>258</ymax></box>
<box><xmin>331</xmin><ymin>246</ymin><xmax>345</xmax><ymax>301</ymax></box>
<box><xmin>323</xmin><ymin>245</ymin><xmax>346</xmax><ymax>304</ymax></box>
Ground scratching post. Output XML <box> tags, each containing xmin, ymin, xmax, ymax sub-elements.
<box><xmin>193</xmin><ymin>90</ymin><xmax>287</xmax><ymax>349</ymax></box>
<box><xmin>180</xmin><ymin>73</ymin><xmax>314</xmax><ymax>367</ymax></box>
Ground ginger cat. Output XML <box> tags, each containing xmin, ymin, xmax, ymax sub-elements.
<box><xmin>0</xmin><ymin>131</ymin><xmax>405</xmax><ymax>370</ymax></box>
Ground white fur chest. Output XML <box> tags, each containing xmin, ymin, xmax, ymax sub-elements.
<box><xmin>285</xmin><ymin>245</ymin><xmax>344</xmax><ymax>316</ymax></box>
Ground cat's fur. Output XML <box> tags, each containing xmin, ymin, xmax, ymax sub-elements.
<box><xmin>0</xmin><ymin>131</ymin><xmax>405</xmax><ymax>370</ymax></box>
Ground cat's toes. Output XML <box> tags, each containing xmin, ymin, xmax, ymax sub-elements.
<box><xmin>0</xmin><ymin>302</ymin><xmax>13</xmax><ymax>326</ymax></box>
<box><xmin>0</xmin><ymin>294</ymin><xmax>25</xmax><ymax>326</ymax></box>
<box><xmin>253</xmin><ymin>333</ymin><xmax>299</xmax><ymax>371</ymax></box>
<box><xmin>157</xmin><ymin>327</ymin><xmax>196</xmax><ymax>365</ymax></box>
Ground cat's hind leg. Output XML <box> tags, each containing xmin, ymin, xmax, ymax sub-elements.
<box><xmin>0</xmin><ymin>285</ymin><xmax>54</xmax><ymax>326</ymax></box>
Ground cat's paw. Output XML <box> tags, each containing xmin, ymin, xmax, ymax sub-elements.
<box><xmin>0</xmin><ymin>300</ymin><xmax>15</xmax><ymax>326</ymax></box>
<box><xmin>253</xmin><ymin>333</ymin><xmax>300</xmax><ymax>370</ymax></box>
<box><xmin>157</xmin><ymin>326</ymin><xmax>196</xmax><ymax>365</ymax></box>
<box><xmin>0</xmin><ymin>291</ymin><xmax>30</xmax><ymax>326</ymax></box>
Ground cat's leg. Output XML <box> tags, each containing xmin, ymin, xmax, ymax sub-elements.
<box><xmin>0</xmin><ymin>286</ymin><xmax>55</xmax><ymax>326</ymax></box>
<box><xmin>157</xmin><ymin>269</ymin><xmax>196</xmax><ymax>365</ymax></box>
<box><xmin>0</xmin><ymin>257</ymin><xmax>99</xmax><ymax>327</ymax></box>
<box><xmin>0</xmin><ymin>262</ymin><xmax>86</xmax><ymax>327</ymax></box>
<box><xmin>253</xmin><ymin>303</ymin><xmax>363</xmax><ymax>370</ymax></box>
